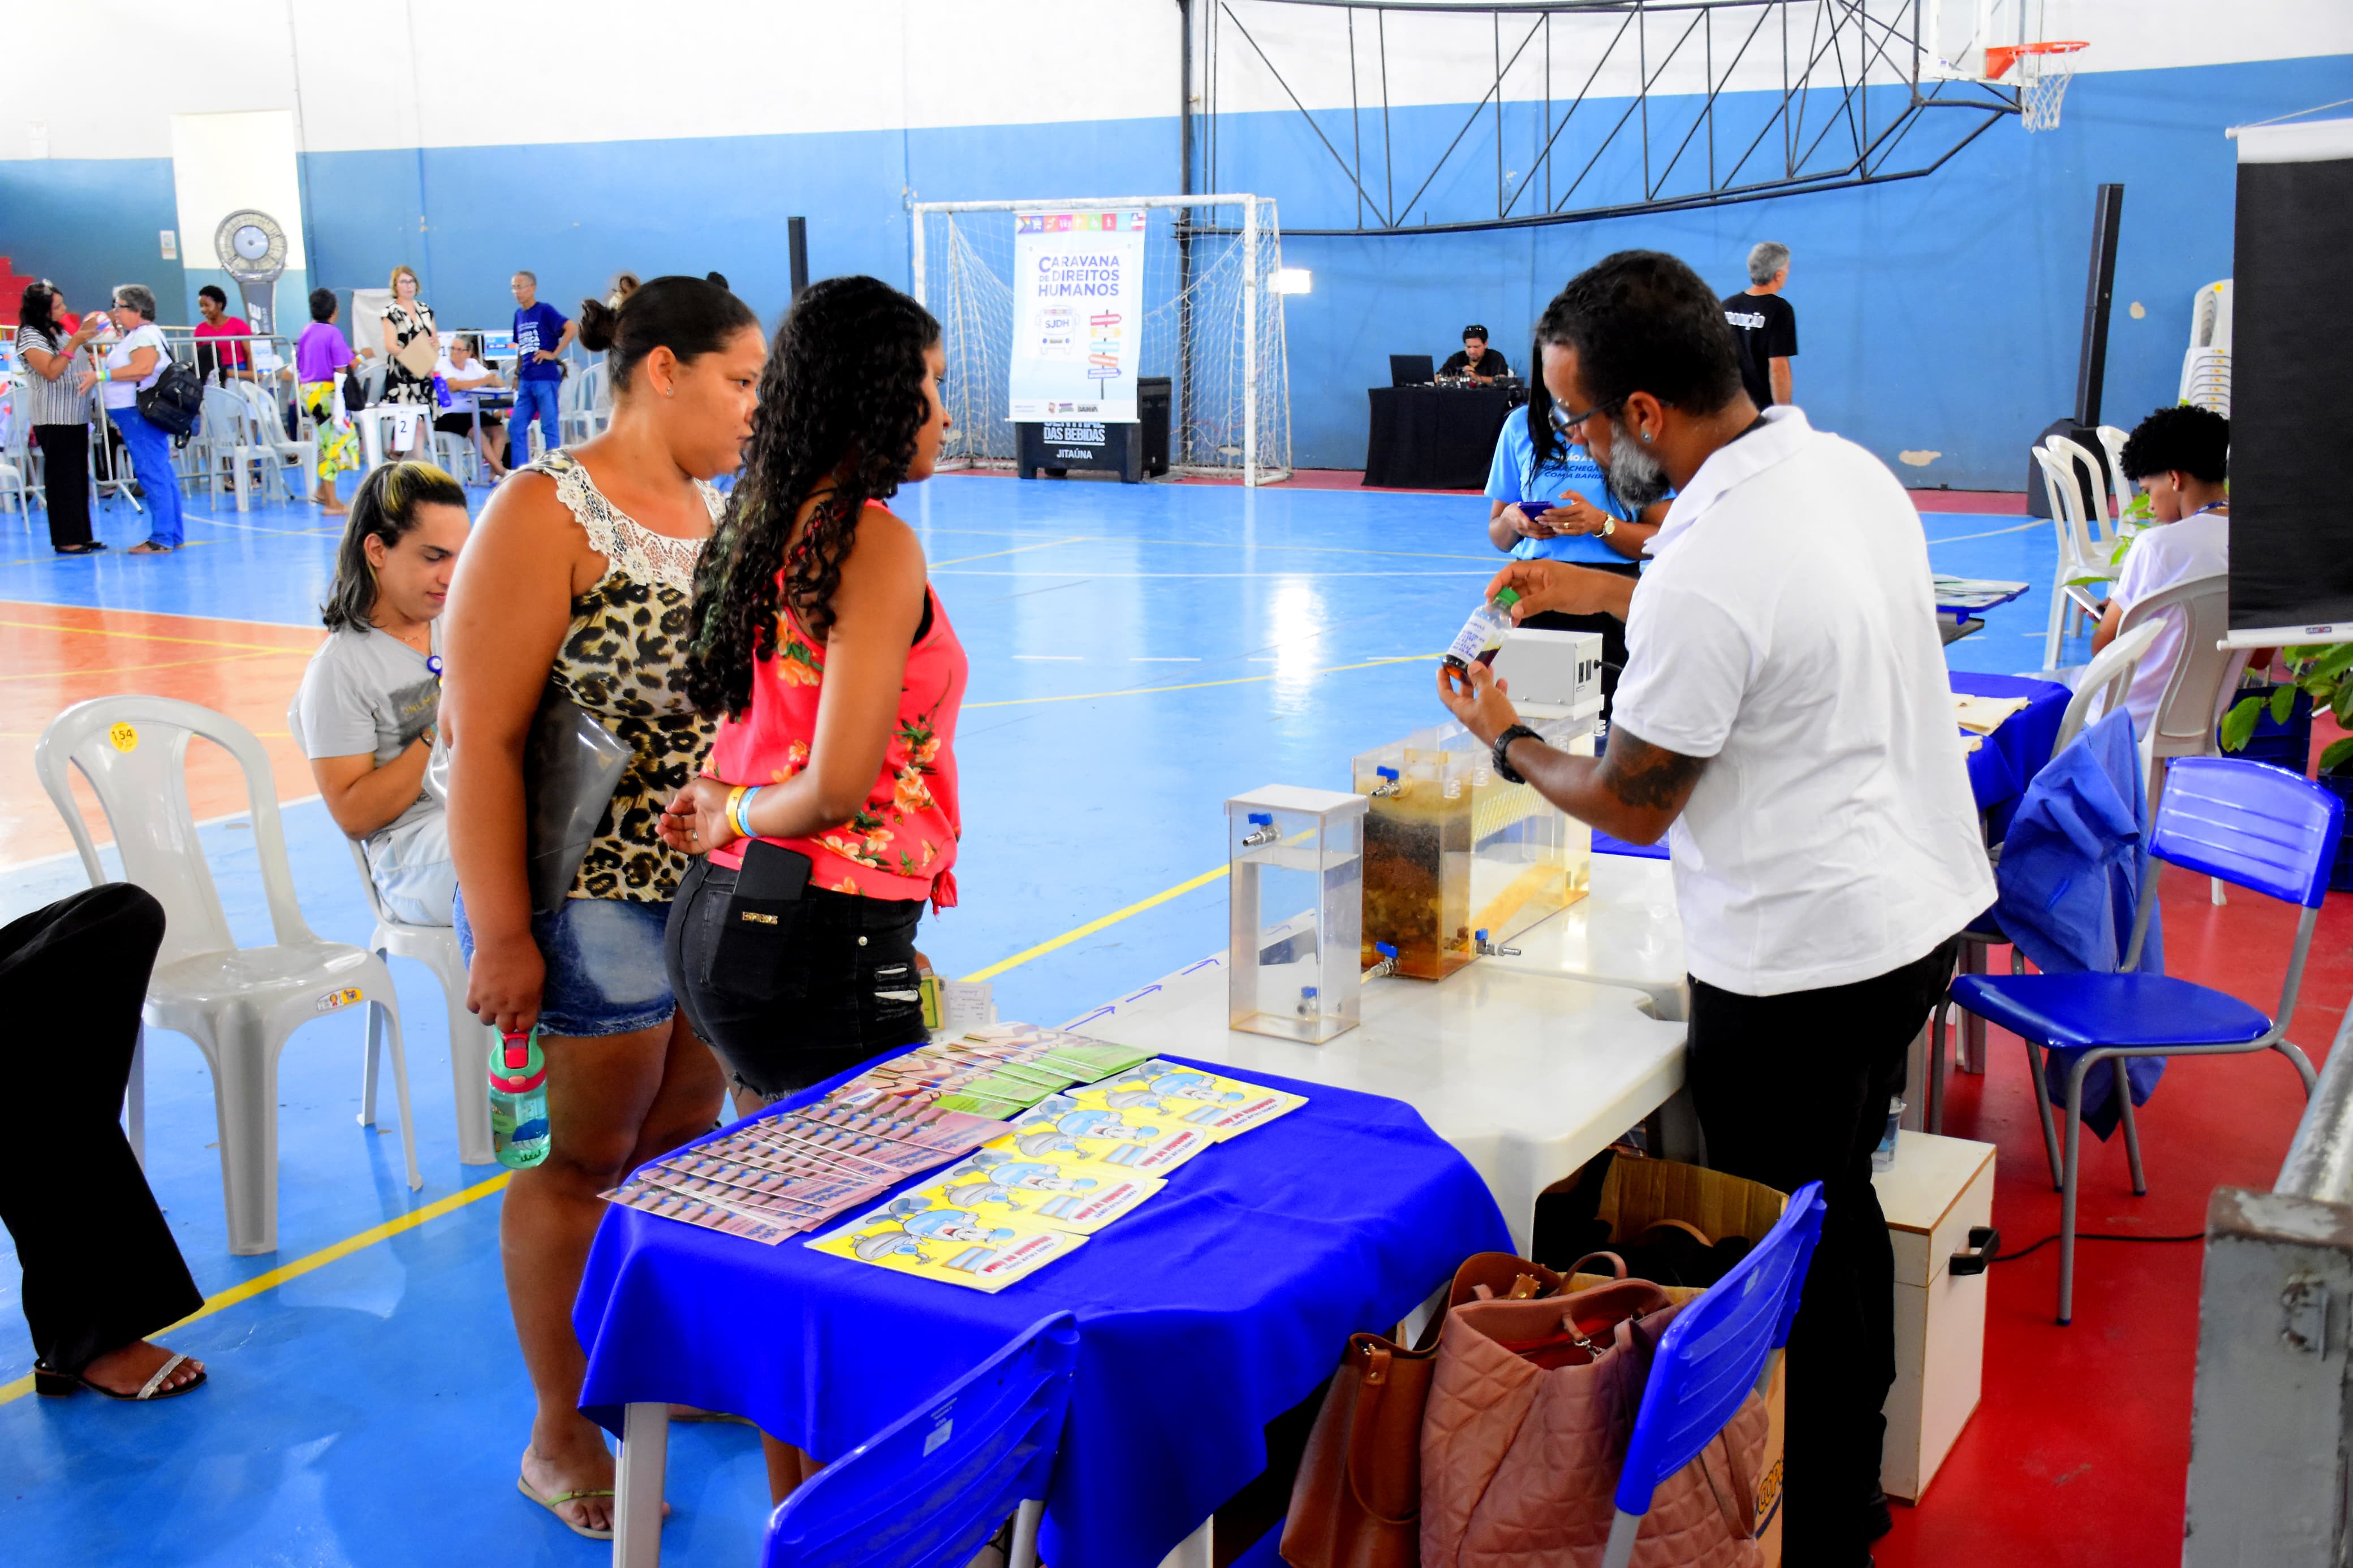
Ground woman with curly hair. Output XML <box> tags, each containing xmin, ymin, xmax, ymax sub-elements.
<box><xmin>439</xmin><ymin>274</ymin><xmax>764</xmax><ymax>1540</ymax></box>
<box><xmin>657</xmin><ymin>274</ymin><xmax>965</xmax><ymax>1497</ymax></box>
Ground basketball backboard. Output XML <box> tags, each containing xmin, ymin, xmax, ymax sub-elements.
<box><xmin>1928</xmin><ymin>0</ymin><xmax>2048</xmax><ymax>81</ymax></box>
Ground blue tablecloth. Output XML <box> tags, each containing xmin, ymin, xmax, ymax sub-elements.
<box><xmin>1953</xmin><ymin>671</ymin><xmax>2072</xmax><ymax>836</ymax></box>
<box><xmin>574</xmin><ymin>1050</ymin><xmax>1511</xmax><ymax>1568</ymax></box>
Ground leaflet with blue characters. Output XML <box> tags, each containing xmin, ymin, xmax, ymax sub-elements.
<box><xmin>1059</xmin><ymin>1060</ymin><xmax>1308</xmax><ymax>1141</ymax></box>
<box><xmin>805</xmin><ymin>1193</ymin><xmax>1089</xmax><ymax>1292</ymax></box>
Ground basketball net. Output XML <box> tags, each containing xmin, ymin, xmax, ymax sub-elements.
<box><xmin>1986</xmin><ymin>40</ymin><xmax>2087</xmax><ymax>132</ymax></box>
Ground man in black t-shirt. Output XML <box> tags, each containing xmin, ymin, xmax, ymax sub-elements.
<box><xmin>1722</xmin><ymin>243</ymin><xmax>1797</xmax><ymax>407</ymax></box>
<box><xmin>1440</xmin><ymin>326</ymin><xmax>1509</xmax><ymax>383</ymax></box>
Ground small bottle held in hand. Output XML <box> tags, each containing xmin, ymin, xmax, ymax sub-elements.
<box><xmin>1442</xmin><ymin>587</ymin><xmax>1523</xmax><ymax>671</ymax></box>
<box><xmin>433</xmin><ymin>373</ymin><xmax>450</xmax><ymax>409</ymax></box>
<box><xmin>490</xmin><ymin>1027</ymin><xmax>550</xmax><ymax>1170</ymax></box>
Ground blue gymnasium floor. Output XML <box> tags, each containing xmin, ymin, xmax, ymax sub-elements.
<box><xmin>0</xmin><ymin>468</ymin><xmax>2064</xmax><ymax>1566</ymax></box>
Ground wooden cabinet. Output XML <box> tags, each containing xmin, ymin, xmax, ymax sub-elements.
<box><xmin>1873</xmin><ymin>1130</ymin><xmax>1997</xmax><ymax>1501</ymax></box>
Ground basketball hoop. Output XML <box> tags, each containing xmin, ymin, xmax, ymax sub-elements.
<box><xmin>1986</xmin><ymin>40</ymin><xmax>2087</xmax><ymax>132</ymax></box>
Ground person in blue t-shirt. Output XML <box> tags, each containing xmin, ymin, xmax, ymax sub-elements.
<box><xmin>1483</xmin><ymin>347</ymin><xmax>1665</xmax><ymax>716</ymax></box>
<box><xmin>508</xmin><ymin>270</ymin><xmax>577</xmax><ymax>469</ymax></box>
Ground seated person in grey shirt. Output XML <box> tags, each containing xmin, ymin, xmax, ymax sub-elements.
<box><xmin>292</xmin><ymin>462</ymin><xmax>471</xmax><ymax>926</ymax></box>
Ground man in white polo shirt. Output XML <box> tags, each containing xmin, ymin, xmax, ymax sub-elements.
<box><xmin>1437</xmin><ymin>250</ymin><xmax>1993</xmax><ymax>1568</ymax></box>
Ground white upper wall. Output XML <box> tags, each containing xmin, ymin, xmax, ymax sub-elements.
<box><xmin>5</xmin><ymin>0</ymin><xmax>2341</xmax><ymax>162</ymax></box>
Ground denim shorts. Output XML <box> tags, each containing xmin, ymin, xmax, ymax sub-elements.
<box><xmin>455</xmin><ymin>888</ymin><xmax>678</xmax><ymax>1038</ymax></box>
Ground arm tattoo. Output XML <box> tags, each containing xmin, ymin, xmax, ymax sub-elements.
<box><xmin>1600</xmin><ymin>728</ymin><xmax>1708</xmax><ymax>811</ymax></box>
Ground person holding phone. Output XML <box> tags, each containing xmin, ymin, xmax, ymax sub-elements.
<box><xmin>657</xmin><ymin>275</ymin><xmax>966</xmax><ymax>1504</ymax></box>
<box><xmin>1483</xmin><ymin>344</ymin><xmax>1664</xmax><ymax>716</ymax></box>
<box><xmin>440</xmin><ymin>275</ymin><xmax>764</xmax><ymax>1541</ymax></box>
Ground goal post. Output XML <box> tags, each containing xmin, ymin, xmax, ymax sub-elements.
<box><xmin>911</xmin><ymin>194</ymin><xmax>1293</xmax><ymax>485</ymax></box>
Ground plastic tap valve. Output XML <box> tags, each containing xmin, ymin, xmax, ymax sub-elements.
<box><xmin>1240</xmin><ymin>811</ymin><xmax>1277</xmax><ymax>848</ymax></box>
<box><xmin>1473</xmin><ymin>928</ymin><xmax>1522</xmax><ymax>958</ymax></box>
<box><xmin>1364</xmin><ymin>941</ymin><xmax>1399</xmax><ymax>979</ymax></box>
<box><xmin>1371</xmin><ymin>765</ymin><xmax>1402</xmax><ymax>798</ymax></box>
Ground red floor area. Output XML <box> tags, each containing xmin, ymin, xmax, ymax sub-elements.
<box><xmin>1881</xmin><ymin>729</ymin><xmax>2353</xmax><ymax>1568</ymax></box>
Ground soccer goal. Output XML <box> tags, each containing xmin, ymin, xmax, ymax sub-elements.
<box><xmin>912</xmin><ymin>194</ymin><xmax>1293</xmax><ymax>484</ymax></box>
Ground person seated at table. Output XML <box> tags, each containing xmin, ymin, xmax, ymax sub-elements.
<box><xmin>658</xmin><ymin>274</ymin><xmax>966</xmax><ymax>1505</ymax></box>
<box><xmin>1484</xmin><ymin>348</ymin><xmax>1667</xmax><ymax>718</ymax></box>
<box><xmin>193</xmin><ymin>284</ymin><xmax>254</xmax><ymax>383</ymax></box>
<box><xmin>2088</xmin><ymin>404</ymin><xmax>2236</xmax><ymax>735</ymax></box>
<box><xmin>1441</xmin><ymin>326</ymin><xmax>1509</xmax><ymax>384</ymax></box>
<box><xmin>434</xmin><ymin>334</ymin><xmax>511</xmax><ymax>480</ymax></box>
<box><xmin>294</xmin><ymin>462</ymin><xmax>470</xmax><ymax>926</ymax></box>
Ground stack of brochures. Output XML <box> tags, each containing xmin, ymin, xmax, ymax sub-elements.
<box><xmin>604</xmin><ymin>1023</ymin><xmax>1309</xmax><ymax>1293</ymax></box>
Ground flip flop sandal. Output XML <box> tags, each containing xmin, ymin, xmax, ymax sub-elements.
<box><xmin>517</xmin><ymin>1476</ymin><xmax>617</xmax><ymax>1541</ymax></box>
<box><xmin>33</xmin><ymin>1352</ymin><xmax>206</xmax><ymax>1401</ymax></box>
<box><xmin>127</xmin><ymin>542</ymin><xmax>174</xmax><ymax>555</ymax></box>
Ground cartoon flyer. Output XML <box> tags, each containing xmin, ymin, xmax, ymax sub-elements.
<box><xmin>807</xmin><ymin>1194</ymin><xmax>1087</xmax><ymax>1293</ymax></box>
<box><xmin>903</xmin><ymin>1150</ymin><xmax>1166</xmax><ymax>1236</ymax></box>
<box><xmin>998</xmin><ymin>1094</ymin><xmax>1215</xmax><ymax>1175</ymax></box>
<box><xmin>1061</xmin><ymin>1060</ymin><xmax>1307</xmax><ymax>1141</ymax></box>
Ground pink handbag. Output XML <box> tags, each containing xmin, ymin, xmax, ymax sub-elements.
<box><xmin>1419</xmin><ymin>1276</ymin><xmax>1768</xmax><ymax>1568</ymax></box>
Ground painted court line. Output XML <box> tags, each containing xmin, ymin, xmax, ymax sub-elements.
<box><xmin>0</xmin><ymin>855</ymin><xmax>1243</xmax><ymax>1399</ymax></box>
<box><xmin>0</xmin><ymin>1171</ymin><xmax>514</xmax><ymax>1407</ymax></box>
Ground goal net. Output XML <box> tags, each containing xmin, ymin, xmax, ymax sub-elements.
<box><xmin>912</xmin><ymin>195</ymin><xmax>1292</xmax><ymax>483</ymax></box>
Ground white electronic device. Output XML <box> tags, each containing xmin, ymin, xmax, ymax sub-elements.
<box><xmin>1490</xmin><ymin>628</ymin><xmax>1604</xmax><ymax>728</ymax></box>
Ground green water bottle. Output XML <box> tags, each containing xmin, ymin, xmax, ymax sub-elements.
<box><xmin>490</xmin><ymin>1027</ymin><xmax>550</xmax><ymax>1170</ymax></box>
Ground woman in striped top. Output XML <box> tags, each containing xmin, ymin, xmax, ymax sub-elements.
<box><xmin>12</xmin><ymin>283</ymin><xmax>105</xmax><ymax>554</ymax></box>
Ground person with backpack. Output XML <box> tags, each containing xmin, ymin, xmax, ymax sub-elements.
<box><xmin>76</xmin><ymin>284</ymin><xmax>187</xmax><ymax>554</ymax></box>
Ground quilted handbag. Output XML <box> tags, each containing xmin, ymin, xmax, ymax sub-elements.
<box><xmin>1420</xmin><ymin>1277</ymin><xmax>1768</xmax><ymax>1568</ymax></box>
<box><xmin>1282</xmin><ymin>1252</ymin><xmax>1622</xmax><ymax>1568</ymax></box>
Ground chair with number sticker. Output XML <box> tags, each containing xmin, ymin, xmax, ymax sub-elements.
<box><xmin>35</xmin><ymin>695</ymin><xmax>422</xmax><ymax>1255</ymax></box>
<box><xmin>761</xmin><ymin>1311</ymin><xmax>1078</xmax><ymax>1568</ymax></box>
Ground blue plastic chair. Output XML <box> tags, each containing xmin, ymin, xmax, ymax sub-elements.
<box><xmin>1948</xmin><ymin>756</ymin><xmax>2344</xmax><ymax>1324</ymax></box>
<box><xmin>1599</xmin><ymin>1181</ymin><xmax>1826</xmax><ymax>1568</ymax></box>
<box><xmin>761</xmin><ymin>1312</ymin><xmax>1078</xmax><ymax>1568</ymax></box>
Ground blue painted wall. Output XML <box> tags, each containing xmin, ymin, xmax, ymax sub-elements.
<box><xmin>6</xmin><ymin>53</ymin><xmax>2345</xmax><ymax>482</ymax></box>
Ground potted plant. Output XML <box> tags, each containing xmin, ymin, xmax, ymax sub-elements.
<box><xmin>2221</xmin><ymin>643</ymin><xmax>2353</xmax><ymax>889</ymax></box>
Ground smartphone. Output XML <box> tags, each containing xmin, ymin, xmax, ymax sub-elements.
<box><xmin>737</xmin><ymin>838</ymin><xmax>814</xmax><ymax>902</ymax></box>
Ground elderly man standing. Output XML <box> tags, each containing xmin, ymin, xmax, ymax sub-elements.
<box><xmin>1437</xmin><ymin>249</ymin><xmax>1992</xmax><ymax>1568</ymax></box>
<box><xmin>1723</xmin><ymin>240</ymin><xmax>1796</xmax><ymax>408</ymax></box>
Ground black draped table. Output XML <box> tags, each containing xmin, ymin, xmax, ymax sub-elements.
<box><xmin>1363</xmin><ymin>385</ymin><xmax>1518</xmax><ymax>489</ymax></box>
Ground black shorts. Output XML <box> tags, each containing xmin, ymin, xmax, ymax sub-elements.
<box><xmin>665</xmin><ymin>855</ymin><xmax>928</xmax><ymax>1100</ymax></box>
<box><xmin>433</xmin><ymin>411</ymin><xmax>500</xmax><ymax>438</ymax></box>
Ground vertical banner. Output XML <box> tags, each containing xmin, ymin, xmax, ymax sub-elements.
<box><xmin>1009</xmin><ymin>210</ymin><xmax>1147</xmax><ymax>422</ymax></box>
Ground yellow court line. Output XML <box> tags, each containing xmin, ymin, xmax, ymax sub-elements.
<box><xmin>0</xmin><ymin>855</ymin><xmax>1248</xmax><ymax>1395</ymax></box>
<box><xmin>0</xmin><ymin>650</ymin><xmax>305</xmax><ymax>682</ymax></box>
<box><xmin>0</xmin><ymin>1172</ymin><xmax>512</xmax><ymax>1407</ymax></box>
<box><xmin>0</xmin><ymin>617</ymin><xmax>320</xmax><ymax>656</ymax></box>
<box><xmin>964</xmin><ymin>653</ymin><xmax>1430</xmax><ymax>710</ymax></box>
<box><xmin>929</xmin><ymin>535</ymin><xmax>1096</xmax><ymax>568</ymax></box>
<box><xmin>960</xmin><ymin>865</ymin><xmax>1230</xmax><ymax>983</ymax></box>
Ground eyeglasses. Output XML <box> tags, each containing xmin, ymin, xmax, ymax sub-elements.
<box><xmin>1548</xmin><ymin>395</ymin><xmax>1627</xmax><ymax>437</ymax></box>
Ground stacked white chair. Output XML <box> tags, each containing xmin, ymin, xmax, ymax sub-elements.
<box><xmin>2033</xmin><ymin>435</ymin><xmax>2121</xmax><ymax>669</ymax></box>
<box><xmin>35</xmin><ymin>696</ymin><xmax>423</xmax><ymax>1255</ymax></box>
<box><xmin>234</xmin><ymin>379</ymin><xmax>318</xmax><ymax>501</ymax></box>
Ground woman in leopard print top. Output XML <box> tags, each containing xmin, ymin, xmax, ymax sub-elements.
<box><xmin>440</xmin><ymin>275</ymin><xmax>765</xmax><ymax>1541</ymax></box>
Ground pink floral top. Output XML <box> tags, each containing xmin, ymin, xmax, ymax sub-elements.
<box><xmin>707</xmin><ymin>577</ymin><xmax>967</xmax><ymax>908</ymax></box>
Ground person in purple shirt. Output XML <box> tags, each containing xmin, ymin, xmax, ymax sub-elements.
<box><xmin>509</xmin><ymin>270</ymin><xmax>577</xmax><ymax>469</ymax></box>
<box><xmin>297</xmin><ymin>287</ymin><xmax>364</xmax><ymax>514</ymax></box>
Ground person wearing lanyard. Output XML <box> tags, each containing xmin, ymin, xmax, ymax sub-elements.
<box><xmin>1437</xmin><ymin>250</ymin><xmax>1993</xmax><ymax>1568</ymax></box>
<box><xmin>1483</xmin><ymin>348</ymin><xmax>1665</xmax><ymax>719</ymax></box>
<box><xmin>74</xmin><ymin>284</ymin><xmax>183</xmax><ymax>554</ymax></box>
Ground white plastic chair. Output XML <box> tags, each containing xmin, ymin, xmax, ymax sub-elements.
<box><xmin>35</xmin><ymin>696</ymin><xmax>422</xmax><ymax>1255</ymax></box>
<box><xmin>200</xmin><ymin>384</ymin><xmax>286</xmax><ymax>511</ymax></box>
<box><xmin>429</xmin><ymin>428</ymin><xmax>480</xmax><ymax>487</ymax></box>
<box><xmin>2034</xmin><ymin>438</ymin><xmax>2121</xmax><ymax>669</ymax></box>
<box><xmin>2093</xmin><ymin>425</ymin><xmax>2138</xmax><ymax>537</ymax></box>
<box><xmin>235</xmin><ymin>379</ymin><xmax>318</xmax><ymax>500</ymax></box>
<box><xmin>286</xmin><ymin>706</ymin><xmax>499</xmax><ymax>1165</ymax></box>
<box><xmin>0</xmin><ymin>378</ymin><xmax>33</xmax><ymax>515</ymax></box>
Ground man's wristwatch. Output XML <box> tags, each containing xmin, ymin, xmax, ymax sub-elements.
<box><xmin>1490</xmin><ymin>723</ymin><xmax>1542</xmax><ymax>785</ymax></box>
